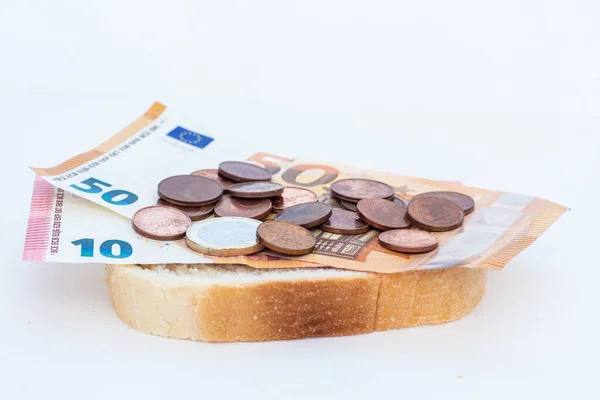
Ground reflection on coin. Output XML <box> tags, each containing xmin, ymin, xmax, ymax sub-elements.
<box><xmin>191</xmin><ymin>169</ymin><xmax>235</xmax><ymax>191</ymax></box>
<box><xmin>340</xmin><ymin>200</ymin><xmax>357</xmax><ymax>212</ymax></box>
<box><xmin>257</xmin><ymin>221</ymin><xmax>316</xmax><ymax>255</ymax></box>
<box><xmin>158</xmin><ymin>175</ymin><xmax>223</xmax><ymax>206</ymax></box>
<box><xmin>227</xmin><ymin>181</ymin><xmax>284</xmax><ymax>198</ymax></box>
<box><xmin>157</xmin><ymin>198</ymin><xmax>213</xmax><ymax>221</ymax></box>
<box><xmin>274</xmin><ymin>202</ymin><xmax>333</xmax><ymax>229</ymax></box>
<box><xmin>185</xmin><ymin>217</ymin><xmax>264</xmax><ymax>256</ymax></box>
<box><xmin>356</xmin><ymin>198</ymin><xmax>411</xmax><ymax>231</ymax></box>
<box><xmin>271</xmin><ymin>187</ymin><xmax>318</xmax><ymax>212</ymax></box>
<box><xmin>330</xmin><ymin>179</ymin><xmax>395</xmax><ymax>203</ymax></box>
<box><xmin>320</xmin><ymin>209</ymin><xmax>370</xmax><ymax>235</ymax></box>
<box><xmin>214</xmin><ymin>195</ymin><xmax>272</xmax><ymax>220</ymax></box>
<box><xmin>378</xmin><ymin>229</ymin><xmax>439</xmax><ymax>253</ymax></box>
<box><xmin>218</xmin><ymin>161</ymin><xmax>272</xmax><ymax>182</ymax></box>
<box><xmin>411</xmin><ymin>191</ymin><xmax>475</xmax><ymax>214</ymax></box>
<box><xmin>392</xmin><ymin>196</ymin><xmax>407</xmax><ymax>208</ymax></box>
<box><xmin>407</xmin><ymin>197</ymin><xmax>464</xmax><ymax>231</ymax></box>
<box><xmin>133</xmin><ymin>205</ymin><xmax>191</xmax><ymax>240</ymax></box>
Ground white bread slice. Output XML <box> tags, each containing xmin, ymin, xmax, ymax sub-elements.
<box><xmin>105</xmin><ymin>264</ymin><xmax>487</xmax><ymax>342</ymax></box>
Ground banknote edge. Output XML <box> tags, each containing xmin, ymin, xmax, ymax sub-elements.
<box><xmin>29</xmin><ymin>101</ymin><xmax>166</xmax><ymax>177</ymax></box>
<box><xmin>474</xmin><ymin>200</ymin><xmax>569</xmax><ymax>270</ymax></box>
<box><xmin>23</xmin><ymin>177</ymin><xmax>56</xmax><ymax>261</ymax></box>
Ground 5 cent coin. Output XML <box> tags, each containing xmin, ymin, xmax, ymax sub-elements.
<box><xmin>330</xmin><ymin>179</ymin><xmax>395</xmax><ymax>203</ymax></box>
<box><xmin>356</xmin><ymin>198</ymin><xmax>411</xmax><ymax>231</ymax></box>
<box><xmin>158</xmin><ymin>175</ymin><xmax>223</xmax><ymax>206</ymax></box>
<box><xmin>157</xmin><ymin>198</ymin><xmax>214</xmax><ymax>221</ymax></box>
<box><xmin>320</xmin><ymin>209</ymin><xmax>370</xmax><ymax>235</ymax></box>
<box><xmin>378</xmin><ymin>229</ymin><xmax>439</xmax><ymax>253</ymax></box>
<box><xmin>274</xmin><ymin>202</ymin><xmax>333</xmax><ymax>229</ymax></box>
<box><xmin>191</xmin><ymin>169</ymin><xmax>235</xmax><ymax>191</ymax></box>
<box><xmin>218</xmin><ymin>161</ymin><xmax>272</xmax><ymax>182</ymax></box>
<box><xmin>411</xmin><ymin>191</ymin><xmax>475</xmax><ymax>215</ymax></box>
<box><xmin>257</xmin><ymin>221</ymin><xmax>316</xmax><ymax>255</ymax></box>
<box><xmin>271</xmin><ymin>187</ymin><xmax>318</xmax><ymax>212</ymax></box>
<box><xmin>185</xmin><ymin>217</ymin><xmax>264</xmax><ymax>256</ymax></box>
<box><xmin>407</xmin><ymin>197</ymin><xmax>464</xmax><ymax>231</ymax></box>
<box><xmin>214</xmin><ymin>195</ymin><xmax>272</xmax><ymax>220</ymax></box>
<box><xmin>227</xmin><ymin>181</ymin><xmax>284</xmax><ymax>198</ymax></box>
<box><xmin>132</xmin><ymin>205</ymin><xmax>191</xmax><ymax>240</ymax></box>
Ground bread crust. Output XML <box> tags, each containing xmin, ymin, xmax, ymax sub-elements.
<box><xmin>105</xmin><ymin>264</ymin><xmax>487</xmax><ymax>342</ymax></box>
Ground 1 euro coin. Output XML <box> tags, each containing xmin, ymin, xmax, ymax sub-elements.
<box><xmin>185</xmin><ymin>217</ymin><xmax>264</xmax><ymax>256</ymax></box>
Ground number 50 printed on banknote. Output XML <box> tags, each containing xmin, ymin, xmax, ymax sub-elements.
<box><xmin>30</xmin><ymin>103</ymin><xmax>253</xmax><ymax>219</ymax></box>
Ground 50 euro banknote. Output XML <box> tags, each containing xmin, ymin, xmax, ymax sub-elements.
<box><xmin>267</xmin><ymin>158</ymin><xmax>567</xmax><ymax>272</ymax></box>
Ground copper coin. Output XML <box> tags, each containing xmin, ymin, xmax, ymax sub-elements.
<box><xmin>257</xmin><ymin>221</ymin><xmax>316</xmax><ymax>255</ymax></box>
<box><xmin>411</xmin><ymin>191</ymin><xmax>475</xmax><ymax>215</ymax></box>
<box><xmin>392</xmin><ymin>196</ymin><xmax>407</xmax><ymax>208</ymax></box>
<box><xmin>320</xmin><ymin>209</ymin><xmax>370</xmax><ymax>235</ymax></box>
<box><xmin>378</xmin><ymin>229</ymin><xmax>439</xmax><ymax>253</ymax></box>
<box><xmin>214</xmin><ymin>195</ymin><xmax>272</xmax><ymax>220</ymax></box>
<box><xmin>218</xmin><ymin>161</ymin><xmax>272</xmax><ymax>182</ymax></box>
<box><xmin>132</xmin><ymin>205</ymin><xmax>191</xmax><ymax>240</ymax></box>
<box><xmin>407</xmin><ymin>197</ymin><xmax>464</xmax><ymax>231</ymax></box>
<box><xmin>271</xmin><ymin>187</ymin><xmax>318</xmax><ymax>212</ymax></box>
<box><xmin>190</xmin><ymin>169</ymin><xmax>235</xmax><ymax>191</ymax></box>
<box><xmin>340</xmin><ymin>200</ymin><xmax>357</xmax><ymax>212</ymax></box>
<box><xmin>157</xmin><ymin>198</ymin><xmax>214</xmax><ymax>221</ymax></box>
<box><xmin>274</xmin><ymin>202</ymin><xmax>332</xmax><ymax>229</ymax></box>
<box><xmin>227</xmin><ymin>181</ymin><xmax>284</xmax><ymax>198</ymax></box>
<box><xmin>356</xmin><ymin>198</ymin><xmax>411</xmax><ymax>231</ymax></box>
<box><xmin>331</xmin><ymin>190</ymin><xmax>395</xmax><ymax>204</ymax></box>
<box><xmin>158</xmin><ymin>175</ymin><xmax>223</xmax><ymax>206</ymax></box>
<box><xmin>330</xmin><ymin>179</ymin><xmax>395</xmax><ymax>203</ymax></box>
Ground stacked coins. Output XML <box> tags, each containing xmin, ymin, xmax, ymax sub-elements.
<box><xmin>329</xmin><ymin>179</ymin><xmax>474</xmax><ymax>253</ymax></box>
<box><xmin>131</xmin><ymin>161</ymin><xmax>475</xmax><ymax>258</ymax></box>
<box><xmin>132</xmin><ymin>161</ymin><xmax>321</xmax><ymax>256</ymax></box>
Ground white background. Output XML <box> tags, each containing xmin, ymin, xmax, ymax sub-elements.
<box><xmin>1</xmin><ymin>1</ymin><xmax>599</xmax><ymax>399</ymax></box>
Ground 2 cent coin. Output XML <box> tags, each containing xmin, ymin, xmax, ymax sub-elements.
<box><xmin>227</xmin><ymin>181</ymin><xmax>284</xmax><ymax>198</ymax></box>
<box><xmin>158</xmin><ymin>175</ymin><xmax>223</xmax><ymax>206</ymax></box>
<box><xmin>191</xmin><ymin>169</ymin><xmax>235</xmax><ymax>191</ymax></box>
<box><xmin>218</xmin><ymin>161</ymin><xmax>272</xmax><ymax>182</ymax></box>
<box><xmin>185</xmin><ymin>217</ymin><xmax>264</xmax><ymax>256</ymax></box>
<box><xmin>157</xmin><ymin>198</ymin><xmax>214</xmax><ymax>221</ymax></box>
<box><xmin>271</xmin><ymin>187</ymin><xmax>318</xmax><ymax>212</ymax></box>
<box><xmin>320</xmin><ymin>209</ymin><xmax>370</xmax><ymax>235</ymax></box>
<box><xmin>330</xmin><ymin>179</ymin><xmax>395</xmax><ymax>203</ymax></box>
<box><xmin>378</xmin><ymin>229</ymin><xmax>439</xmax><ymax>253</ymax></box>
<box><xmin>407</xmin><ymin>197</ymin><xmax>464</xmax><ymax>231</ymax></box>
<box><xmin>132</xmin><ymin>205</ymin><xmax>191</xmax><ymax>240</ymax></box>
<box><xmin>356</xmin><ymin>198</ymin><xmax>411</xmax><ymax>231</ymax></box>
<box><xmin>411</xmin><ymin>191</ymin><xmax>475</xmax><ymax>215</ymax></box>
<box><xmin>257</xmin><ymin>221</ymin><xmax>316</xmax><ymax>255</ymax></box>
<box><xmin>214</xmin><ymin>195</ymin><xmax>272</xmax><ymax>220</ymax></box>
<box><xmin>274</xmin><ymin>202</ymin><xmax>333</xmax><ymax>229</ymax></box>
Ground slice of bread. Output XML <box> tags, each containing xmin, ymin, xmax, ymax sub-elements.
<box><xmin>105</xmin><ymin>264</ymin><xmax>487</xmax><ymax>342</ymax></box>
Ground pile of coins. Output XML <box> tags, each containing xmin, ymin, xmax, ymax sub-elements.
<box><xmin>132</xmin><ymin>161</ymin><xmax>475</xmax><ymax>257</ymax></box>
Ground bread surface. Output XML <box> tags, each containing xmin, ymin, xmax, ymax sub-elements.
<box><xmin>106</xmin><ymin>264</ymin><xmax>487</xmax><ymax>342</ymax></box>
